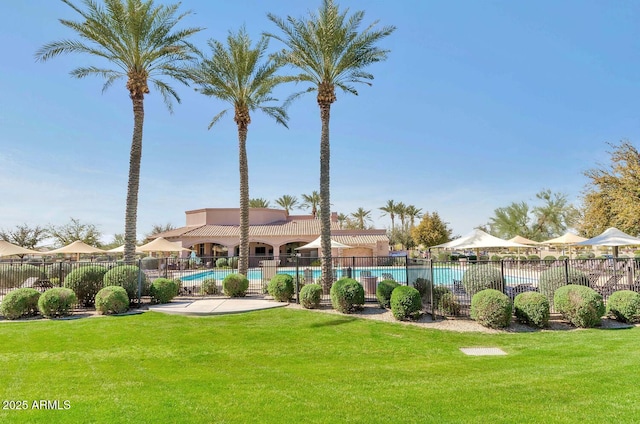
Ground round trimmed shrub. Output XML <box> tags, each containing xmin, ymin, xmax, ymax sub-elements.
<box><xmin>606</xmin><ymin>290</ymin><xmax>640</xmax><ymax>323</ymax></box>
<box><xmin>554</xmin><ymin>285</ymin><xmax>604</xmax><ymax>328</ymax></box>
<box><xmin>45</xmin><ymin>262</ymin><xmax>73</xmax><ymax>280</ymax></box>
<box><xmin>140</xmin><ymin>257</ymin><xmax>159</xmax><ymax>270</ymax></box>
<box><xmin>390</xmin><ymin>286</ymin><xmax>422</xmax><ymax>321</ymax></box>
<box><xmin>539</xmin><ymin>267</ymin><xmax>589</xmax><ymax>303</ymax></box>
<box><xmin>38</xmin><ymin>287</ymin><xmax>77</xmax><ymax>318</ymax></box>
<box><xmin>543</xmin><ymin>255</ymin><xmax>556</xmax><ymax>261</ymax></box>
<box><xmin>222</xmin><ymin>273</ymin><xmax>249</xmax><ymax>297</ymax></box>
<box><xmin>95</xmin><ymin>286</ymin><xmax>129</xmax><ymax>315</ymax></box>
<box><xmin>63</xmin><ymin>265</ymin><xmax>107</xmax><ymax>307</ymax></box>
<box><xmin>215</xmin><ymin>258</ymin><xmax>228</xmax><ymax>268</ymax></box>
<box><xmin>0</xmin><ymin>264</ymin><xmax>45</xmax><ymax>288</ymax></box>
<box><xmin>490</xmin><ymin>255</ymin><xmax>501</xmax><ymax>261</ymax></box>
<box><xmin>376</xmin><ymin>279</ymin><xmax>400</xmax><ymax>308</ymax></box>
<box><xmin>514</xmin><ymin>291</ymin><xmax>550</xmax><ymax>328</ymax></box>
<box><xmin>330</xmin><ymin>278</ymin><xmax>364</xmax><ymax>313</ymax></box>
<box><xmin>200</xmin><ymin>278</ymin><xmax>219</xmax><ymax>295</ymax></box>
<box><xmin>150</xmin><ymin>278</ymin><xmax>179</xmax><ymax>304</ymax></box>
<box><xmin>0</xmin><ymin>288</ymin><xmax>41</xmax><ymax>320</ymax></box>
<box><xmin>103</xmin><ymin>265</ymin><xmax>149</xmax><ymax>302</ymax></box>
<box><xmin>300</xmin><ymin>284</ymin><xmax>322</xmax><ymax>309</ymax></box>
<box><xmin>267</xmin><ymin>274</ymin><xmax>294</xmax><ymax>302</ymax></box>
<box><xmin>461</xmin><ymin>264</ymin><xmax>504</xmax><ymax>296</ymax></box>
<box><xmin>228</xmin><ymin>257</ymin><xmax>238</xmax><ymax>269</ymax></box>
<box><xmin>471</xmin><ymin>289</ymin><xmax>512</xmax><ymax>329</ymax></box>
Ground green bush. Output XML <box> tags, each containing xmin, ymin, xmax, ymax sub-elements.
<box><xmin>222</xmin><ymin>273</ymin><xmax>249</xmax><ymax>297</ymax></box>
<box><xmin>103</xmin><ymin>265</ymin><xmax>149</xmax><ymax>302</ymax></box>
<box><xmin>490</xmin><ymin>255</ymin><xmax>501</xmax><ymax>261</ymax></box>
<box><xmin>435</xmin><ymin>287</ymin><xmax>461</xmax><ymax>315</ymax></box>
<box><xmin>558</xmin><ymin>255</ymin><xmax>569</xmax><ymax>260</ymax></box>
<box><xmin>45</xmin><ymin>262</ymin><xmax>73</xmax><ymax>280</ymax></box>
<box><xmin>95</xmin><ymin>286</ymin><xmax>130</xmax><ymax>315</ymax></box>
<box><xmin>0</xmin><ymin>264</ymin><xmax>45</xmax><ymax>288</ymax></box>
<box><xmin>376</xmin><ymin>280</ymin><xmax>400</xmax><ymax>308</ymax></box>
<box><xmin>390</xmin><ymin>286</ymin><xmax>422</xmax><ymax>321</ymax></box>
<box><xmin>330</xmin><ymin>278</ymin><xmax>364</xmax><ymax>313</ymax></box>
<box><xmin>470</xmin><ymin>289</ymin><xmax>512</xmax><ymax>329</ymax></box>
<box><xmin>543</xmin><ymin>256</ymin><xmax>556</xmax><ymax>261</ymax></box>
<box><xmin>150</xmin><ymin>278</ymin><xmax>179</xmax><ymax>304</ymax></box>
<box><xmin>461</xmin><ymin>264</ymin><xmax>504</xmax><ymax>296</ymax></box>
<box><xmin>300</xmin><ymin>284</ymin><xmax>322</xmax><ymax>309</ymax></box>
<box><xmin>267</xmin><ymin>274</ymin><xmax>294</xmax><ymax>302</ymax></box>
<box><xmin>0</xmin><ymin>288</ymin><xmax>41</xmax><ymax>320</ymax></box>
<box><xmin>140</xmin><ymin>257</ymin><xmax>159</xmax><ymax>270</ymax></box>
<box><xmin>538</xmin><ymin>267</ymin><xmax>588</xmax><ymax>303</ymax></box>
<box><xmin>200</xmin><ymin>278</ymin><xmax>219</xmax><ymax>295</ymax></box>
<box><xmin>413</xmin><ymin>277</ymin><xmax>430</xmax><ymax>298</ymax></box>
<box><xmin>527</xmin><ymin>255</ymin><xmax>540</xmax><ymax>261</ymax></box>
<box><xmin>606</xmin><ymin>290</ymin><xmax>640</xmax><ymax>323</ymax></box>
<box><xmin>554</xmin><ymin>285</ymin><xmax>604</xmax><ymax>328</ymax></box>
<box><xmin>63</xmin><ymin>265</ymin><xmax>107</xmax><ymax>307</ymax></box>
<box><xmin>215</xmin><ymin>258</ymin><xmax>228</xmax><ymax>268</ymax></box>
<box><xmin>514</xmin><ymin>291</ymin><xmax>550</xmax><ymax>328</ymax></box>
<box><xmin>38</xmin><ymin>287</ymin><xmax>77</xmax><ymax>318</ymax></box>
<box><xmin>227</xmin><ymin>257</ymin><xmax>239</xmax><ymax>269</ymax></box>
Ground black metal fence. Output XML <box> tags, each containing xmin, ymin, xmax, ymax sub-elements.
<box><xmin>2</xmin><ymin>256</ymin><xmax>639</xmax><ymax>318</ymax></box>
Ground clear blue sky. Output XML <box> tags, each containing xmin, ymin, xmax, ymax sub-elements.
<box><xmin>1</xmin><ymin>0</ymin><xmax>639</xmax><ymax>243</ymax></box>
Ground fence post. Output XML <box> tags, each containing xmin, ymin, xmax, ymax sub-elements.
<box><xmin>405</xmin><ymin>255</ymin><xmax>409</xmax><ymax>285</ymax></box>
<box><xmin>295</xmin><ymin>254</ymin><xmax>300</xmax><ymax>304</ymax></box>
<box><xmin>500</xmin><ymin>259</ymin><xmax>506</xmax><ymax>294</ymax></box>
<box><xmin>564</xmin><ymin>258</ymin><xmax>569</xmax><ymax>285</ymax></box>
<box><xmin>137</xmin><ymin>259</ymin><xmax>143</xmax><ymax>306</ymax></box>
<box><xmin>428</xmin><ymin>259</ymin><xmax>435</xmax><ymax>320</ymax></box>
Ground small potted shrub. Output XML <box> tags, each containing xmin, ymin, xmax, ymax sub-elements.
<box><xmin>470</xmin><ymin>289</ymin><xmax>512</xmax><ymax>329</ymax></box>
<box><xmin>95</xmin><ymin>286</ymin><xmax>130</xmax><ymax>315</ymax></box>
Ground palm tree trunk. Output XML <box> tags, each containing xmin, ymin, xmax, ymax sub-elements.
<box><xmin>124</xmin><ymin>95</ymin><xmax>144</xmax><ymax>263</ymax></box>
<box><xmin>238</xmin><ymin>122</ymin><xmax>250</xmax><ymax>276</ymax></box>
<box><xmin>319</xmin><ymin>102</ymin><xmax>332</xmax><ymax>293</ymax></box>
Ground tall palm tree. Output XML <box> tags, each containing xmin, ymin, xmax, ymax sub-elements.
<box><xmin>405</xmin><ymin>205</ymin><xmax>423</xmax><ymax>228</ymax></box>
<box><xmin>36</xmin><ymin>0</ymin><xmax>202</xmax><ymax>263</ymax></box>
<box><xmin>249</xmin><ymin>198</ymin><xmax>271</xmax><ymax>208</ymax></box>
<box><xmin>188</xmin><ymin>28</ymin><xmax>288</xmax><ymax>276</ymax></box>
<box><xmin>336</xmin><ymin>212</ymin><xmax>348</xmax><ymax>229</ymax></box>
<box><xmin>351</xmin><ymin>208</ymin><xmax>372</xmax><ymax>230</ymax></box>
<box><xmin>301</xmin><ymin>191</ymin><xmax>321</xmax><ymax>218</ymax></box>
<box><xmin>395</xmin><ymin>202</ymin><xmax>407</xmax><ymax>230</ymax></box>
<box><xmin>267</xmin><ymin>0</ymin><xmax>395</xmax><ymax>290</ymax></box>
<box><xmin>380</xmin><ymin>200</ymin><xmax>397</xmax><ymax>230</ymax></box>
<box><xmin>275</xmin><ymin>194</ymin><xmax>299</xmax><ymax>214</ymax></box>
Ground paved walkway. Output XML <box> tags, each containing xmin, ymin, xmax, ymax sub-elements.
<box><xmin>147</xmin><ymin>297</ymin><xmax>287</xmax><ymax>316</ymax></box>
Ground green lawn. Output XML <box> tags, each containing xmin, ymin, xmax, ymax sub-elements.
<box><xmin>0</xmin><ymin>309</ymin><xmax>639</xmax><ymax>423</ymax></box>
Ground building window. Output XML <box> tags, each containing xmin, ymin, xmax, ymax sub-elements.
<box><xmin>255</xmin><ymin>246</ymin><xmax>266</xmax><ymax>256</ymax></box>
<box><xmin>199</xmin><ymin>244</ymin><xmax>205</xmax><ymax>256</ymax></box>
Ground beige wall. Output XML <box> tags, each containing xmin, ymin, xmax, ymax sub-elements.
<box><xmin>186</xmin><ymin>208</ymin><xmax>288</xmax><ymax>226</ymax></box>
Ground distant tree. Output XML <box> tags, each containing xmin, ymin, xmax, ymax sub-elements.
<box><xmin>301</xmin><ymin>191</ymin><xmax>321</xmax><ymax>218</ymax></box>
<box><xmin>379</xmin><ymin>200</ymin><xmax>397</xmax><ymax>229</ymax></box>
<box><xmin>411</xmin><ymin>212</ymin><xmax>453</xmax><ymax>247</ymax></box>
<box><xmin>36</xmin><ymin>0</ymin><xmax>202</xmax><ymax>263</ymax></box>
<box><xmin>249</xmin><ymin>198</ymin><xmax>271</xmax><ymax>208</ymax></box>
<box><xmin>145</xmin><ymin>223</ymin><xmax>175</xmax><ymax>242</ymax></box>
<box><xmin>405</xmin><ymin>205</ymin><xmax>423</xmax><ymax>228</ymax></box>
<box><xmin>336</xmin><ymin>213</ymin><xmax>349</xmax><ymax>229</ymax></box>
<box><xmin>275</xmin><ymin>195</ymin><xmax>299</xmax><ymax>214</ymax></box>
<box><xmin>488</xmin><ymin>201</ymin><xmax>533</xmax><ymax>239</ymax></box>
<box><xmin>0</xmin><ymin>224</ymin><xmax>48</xmax><ymax>249</ymax></box>
<box><xmin>396</xmin><ymin>202</ymin><xmax>407</xmax><ymax>230</ymax></box>
<box><xmin>102</xmin><ymin>233</ymin><xmax>126</xmax><ymax>250</ymax></box>
<box><xmin>48</xmin><ymin>218</ymin><xmax>102</xmax><ymax>247</ymax></box>
<box><xmin>350</xmin><ymin>208</ymin><xmax>372</xmax><ymax>229</ymax></box>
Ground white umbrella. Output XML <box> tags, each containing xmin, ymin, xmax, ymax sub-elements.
<box><xmin>575</xmin><ymin>227</ymin><xmax>640</xmax><ymax>257</ymax></box>
<box><xmin>508</xmin><ymin>235</ymin><xmax>540</xmax><ymax>245</ymax></box>
<box><xmin>43</xmin><ymin>240</ymin><xmax>106</xmax><ymax>261</ymax></box>
<box><xmin>107</xmin><ymin>245</ymin><xmax>143</xmax><ymax>253</ymax></box>
<box><xmin>431</xmin><ymin>229</ymin><xmax>529</xmax><ymax>249</ymax></box>
<box><xmin>541</xmin><ymin>232</ymin><xmax>588</xmax><ymax>258</ymax></box>
<box><xmin>138</xmin><ymin>237</ymin><xmax>192</xmax><ymax>253</ymax></box>
<box><xmin>295</xmin><ymin>236</ymin><xmax>352</xmax><ymax>250</ymax></box>
<box><xmin>0</xmin><ymin>240</ymin><xmax>40</xmax><ymax>257</ymax></box>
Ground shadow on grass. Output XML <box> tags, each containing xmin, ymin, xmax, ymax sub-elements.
<box><xmin>309</xmin><ymin>316</ymin><xmax>357</xmax><ymax>327</ymax></box>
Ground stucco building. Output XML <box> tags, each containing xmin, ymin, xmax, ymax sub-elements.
<box><xmin>153</xmin><ymin>207</ymin><xmax>389</xmax><ymax>266</ymax></box>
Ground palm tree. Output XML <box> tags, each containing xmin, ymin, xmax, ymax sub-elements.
<box><xmin>249</xmin><ymin>198</ymin><xmax>271</xmax><ymax>208</ymax></box>
<box><xmin>188</xmin><ymin>28</ymin><xmax>288</xmax><ymax>276</ymax></box>
<box><xmin>405</xmin><ymin>205</ymin><xmax>423</xmax><ymax>228</ymax></box>
<box><xmin>275</xmin><ymin>194</ymin><xmax>299</xmax><ymax>214</ymax></box>
<box><xmin>336</xmin><ymin>213</ymin><xmax>348</xmax><ymax>229</ymax></box>
<box><xmin>267</xmin><ymin>0</ymin><xmax>395</xmax><ymax>290</ymax></box>
<box><xmin>396</xmin><ymin>202</ymin><xmax>407</xmax><ymax>230</ymax></box>
<box><xmin>301</xmin><ymin>191</ymin><xmax>321</xmax><ymax>218</ymax></box>
<box><xmin>351</xmin><ymin>208</ymin><xmax>372</xmax><ymax>230</ymax></box>
<box><xmin>380</xmin><ymin>200</ymin><xmax>397</xmax><ymax>230</ymax></box>
<box><xmin>35</xmin><ymin>0</ymin><xmax>202</xmax><ymax>263</ymax></box>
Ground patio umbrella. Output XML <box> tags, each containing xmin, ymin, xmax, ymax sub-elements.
<box><xmin>43</xmin><ymin>240</ymin><xmax>106</xmax><ymax>261</ymax></box>
<box><xmin>0</xmin><ymin>240</ymin><xmax>40</xmax><ymax>257</ymax></box>
<box><xmin>541</xmin><ymin>232</ymin><xmax>588</xmax><ymax>258</ymax></box>
<box><xmin>574</xmin><ymin>227</ymin><xmax>640</xmax><ymax>257</ymax></box>
<box><xmin>431</xmin><ymin>229</ymin><xmax>529</xmax><ymax>250</ymax></box>
<box><xmin>508</xmin><ymin>235</ymin><xmax>540</xmax><ymax>245</ymax></box>
<box><xmin>137</xmin><ymin>237</ymin><xmax>192</xmax><ymax>253</ymax></box>
<box><xmin>295</xmin><ymin>236</ymin><xmax>352</xmax><ymax>250</ymax></box>
<box><xmin>107</xmin><ymin>245</ymin><xmax>143</xmax><ymax>253</ymax></box>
